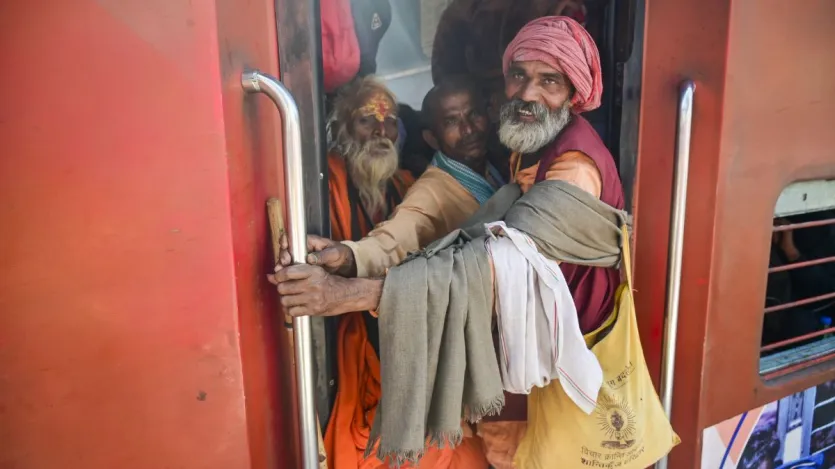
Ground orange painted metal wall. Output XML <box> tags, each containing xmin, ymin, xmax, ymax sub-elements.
<box><xmin>0</xmin><ymin>1</ymin><xmax>294</xmax><ymax>468</ymax></box>
<box><xmin>4</xmin><ymin>1</ymin><xmax>835</xmax><ymax>468</ymax></box>
<box><xmin>701</xmin><ymin>0</ymin><xmax>835</xmax><ymax>432</ymax></box>
<box><xmin>635</xmin><ymin>0</ymin><xmax>835</xmax><ymax>466</ymax></box>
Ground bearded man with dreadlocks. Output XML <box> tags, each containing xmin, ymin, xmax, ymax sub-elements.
<box><xmin>320</xmin><ymin>77</ymin><xmax>416</xmax><ymax>469</ymax></box>
<box><xmin>327</xmin><ymin>77</ymin><xmax>414</xmax><ymax>243</ymax></box>
<box><xmin>303</xmin><ymin>77</ymin><xmax>489</xmax><ymax>469</ymax></box>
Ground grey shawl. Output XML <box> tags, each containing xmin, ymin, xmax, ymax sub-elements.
<box><xmin>368</xmin><ymin>180</ymin><xmax>632</xmax><ymax>466</ymax></box>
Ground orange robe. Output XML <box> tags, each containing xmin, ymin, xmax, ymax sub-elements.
<box><xmin>324</xmin><ymin>152</ymin><xmax>488</xmax><ymax>469</ymax></box>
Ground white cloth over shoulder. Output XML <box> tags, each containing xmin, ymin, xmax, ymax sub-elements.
<box><xmin>485</xmin><ymin>221</ymin><xmax>603</xmax><ymax>415</ymax></box>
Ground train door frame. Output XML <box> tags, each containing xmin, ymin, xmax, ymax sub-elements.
<box><xmin>636</xmin><ymin>0</ymin><xmax>835</xmax><ymax>466</ymax></box>
<box><xmin>272</xmin><ymin>0</ymin><xmax>336</xmax><ymax>429</ymax></box>
<box><xmin>272</xmin><ymin>0</ymin><xmax>647</xmax><ymax>439</ymax></box>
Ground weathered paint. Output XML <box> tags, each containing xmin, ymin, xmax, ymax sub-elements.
<box><xmin>0</xmin><ymin>1</ymin><xmax>293</xmax><ymax>467</ymax></box>
<box><xmin>3</xmin><ymin>1</ymin><xmax>835</xmax><ymax>468</ymax></box>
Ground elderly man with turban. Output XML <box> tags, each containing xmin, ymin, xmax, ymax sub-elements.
<box><xmin>431</xmin><ymin>0</ymin><xmax>590</xmax><ymax>128</ymax></box>
<box><xmin>270</xmin><ymin>17</ymin><xmax>625</xmax><ymax>469</ymax></box>
<box><xmin>499</xmin><ymin>16</ymin><xmax>623</xmax><ymax>331</ymax></box>
<box><xmin>477</xmin><ymin>15</ymin><xmax>625</xmax><ymax>468</ymax></box>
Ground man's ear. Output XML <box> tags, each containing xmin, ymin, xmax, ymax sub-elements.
<box><xmin>422</xmin><ymin>129</ymin><xmax>440</xmax><ymax>151</ymax></box>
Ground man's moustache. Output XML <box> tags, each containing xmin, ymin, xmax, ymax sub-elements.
<box><xmin>366</xmin><ymin>137</ymin><xmax>394</xmax><ymax>148</ymax></box>
<box><xmin>458</xmin><ymin>133</ymin><xmax>485</xmax><ymax>148</ymax></box>
<box><xmin>509</xmin><ymin>99</ymin><xmax>549</xmax><ymax>119</ymax></box>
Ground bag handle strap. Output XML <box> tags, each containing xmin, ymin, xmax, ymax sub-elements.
<box><xmin>621</xmin><ymin>225</ymin><xmax>633</xmax><ymax>291</ymax></box>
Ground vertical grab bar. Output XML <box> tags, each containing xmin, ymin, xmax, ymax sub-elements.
<box><xmin>655</xmin><ymin>80</ymin><xmax>695</xmax><ymax>469</ymax></box>
<box><xmin>242</xmin><ymin>70</ymin><xmax>319</xmax><ymax>469</ymax></box>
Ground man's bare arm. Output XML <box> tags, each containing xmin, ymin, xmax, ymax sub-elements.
<box><xmin>333</xmin><ymin>277</ymin><xmax>384</xmax><ymax>314</ymax></box>
<box><xmin>268</xmin><ymin>264</ymin><xmax>383</xmax><ymax>317</ymax></box>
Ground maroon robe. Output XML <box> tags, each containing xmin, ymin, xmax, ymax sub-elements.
<box><xmin>486</xmin><ymin>114</ymin><xmax>625</xmax><ymax>422</ymax></box>
<box><xmin>534</xmin><ymin>114</ymin><xmax>625</xmax><ymax>334</ymax></box>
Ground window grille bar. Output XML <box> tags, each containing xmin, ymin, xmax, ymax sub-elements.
<box><xmin>764</xmin><ymin>291</ymin><xmax>835</xmax><ymax>314</ymax></box>
<box><xmin>768</xmin><ymin>255</ymin><xmax>835</xmax><ymax>274</ymax></box>
<box><xmin>762</xmin><ymin>326</ymin><xmax>835</xmax><ymax>352</ymax></box>
<box><xmin>773</xmin><ymin>218</ymin><xmax>835</xmax><ymax>232</ymax></box>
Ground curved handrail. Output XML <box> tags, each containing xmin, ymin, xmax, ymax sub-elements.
<box><xmin>242</xmin><ymin>70</ymin><xmax>318</xmax><ymax>469</ymax></box>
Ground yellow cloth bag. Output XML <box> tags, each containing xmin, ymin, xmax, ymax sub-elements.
<box><xmin>514</xmin><ymin>226</ymin><xmax>680</xmax><ymax>469</ymax></box>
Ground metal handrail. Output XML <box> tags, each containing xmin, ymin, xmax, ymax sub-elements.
<box><xmin>655</xmin><ymin>79</ymin><xmax>696</xmax><ymax>469</ymax></box>
<box><xmin>242</xmin><ymin>70</ymin><xmax>319</xmax><ymax>469</ymax></box>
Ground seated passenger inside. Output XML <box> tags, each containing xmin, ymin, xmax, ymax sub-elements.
<box><xmin>790</xmin><ymin>209</ymin><xmax>835</xmax><ymax>279</ymax></box>
<box><xmin>764</xmin><ymin>218</ymin><xmax>835</xmax><ymax>350</ymax></box>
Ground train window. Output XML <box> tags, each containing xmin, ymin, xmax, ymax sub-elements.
<box><xmin>375</xmin><ymin>0</ymin><xmax>444</xmax><ymax>109</ymax></box>
<box><xmin>760</xmin><ymin>179</ymin><xmax>835</xmax><ymax>377</ymax></box>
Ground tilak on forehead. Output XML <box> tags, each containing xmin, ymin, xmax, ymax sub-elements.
<box><xmin>356</xmin><ymin>92</ymin><xmax>396</xmax><ymax>122</ymax></box>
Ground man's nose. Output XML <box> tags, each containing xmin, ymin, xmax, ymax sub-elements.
<box><xmin>459</xmin><ymin>119</ymin><xmax>473</xmax><ymax>136</ymax></box>
<box><xmin>371</xmin><ymin>122</ymin><xmax>384</xmax><ymax>137</ymax></box>
<box><xmin>518</xmin><ymin>83</ymin><xmax>541</xmax><ymax>104</ymax></box>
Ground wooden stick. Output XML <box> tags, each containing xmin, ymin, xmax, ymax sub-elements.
<box><xmin>267</xmin><ymin>198</ymin><xmax>296</xmax><ymax>367</ymax></box>
<box><xmin>266</xmin><ymin>198</ymin><xmax>327</xmax><ymax>468</ymax></box>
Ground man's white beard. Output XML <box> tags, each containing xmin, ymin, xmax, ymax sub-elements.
<box><xmin>498</xmin><ymin>99</ymin><xmax>572</xmax><ymax>154</ymax></box>
<box><xmin>344</xmin><ymin>138</ymin><xmax>399</xmax><ymax>216</ymax></box>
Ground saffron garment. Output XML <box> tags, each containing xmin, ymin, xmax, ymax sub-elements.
<box><xmin>326</xmin><ymin>152</ymin><xmax>414</xmax><ymax>242</ymax></box>
<box><xmin>324</xmin><ymin>152</ymin><xmax>488</xmax><ymax>469</ymax></box>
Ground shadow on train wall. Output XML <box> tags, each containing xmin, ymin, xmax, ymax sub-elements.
<box><xmin>703</xmin><ymin>380</ymin><xmax>835</xmax><ymax>469</ymax></box>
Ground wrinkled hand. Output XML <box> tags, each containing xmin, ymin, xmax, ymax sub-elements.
<box><xmin>267</xmin><ymin>264</ymin><xmax>381</xmax><ymax>317</ymax></box>
<box><xmin>275</xmin><ymin>233</ymin><xmax>356</xmax><ymax>277</ymax></box>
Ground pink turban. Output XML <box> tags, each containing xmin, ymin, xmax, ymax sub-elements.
<box><xmin>502</xmin><ymin>16</ymin><xmax>603</xmax><ymax>113</ymax></box>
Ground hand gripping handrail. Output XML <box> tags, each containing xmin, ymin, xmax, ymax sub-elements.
<box><xmin>242</xmin><ymin>70</ymin><xmax>318</xmax><ymax>469</ymax></box>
